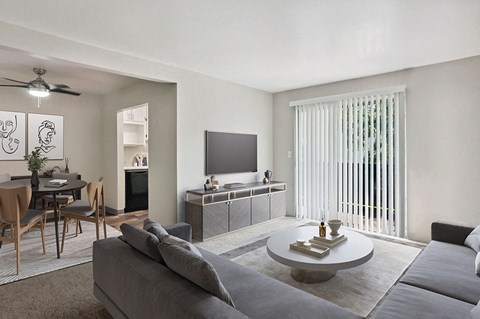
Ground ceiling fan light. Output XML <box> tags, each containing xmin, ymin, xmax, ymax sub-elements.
<box><xmin>29</xmin><ymin>87</ymin><xmax>49</xmax><ymax>97</ymax></box>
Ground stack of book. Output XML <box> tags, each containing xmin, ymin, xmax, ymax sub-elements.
<box><xmin>45</xmin><ymin>179</ymin><xmax>68</xmax><ymax>187</ymax></box>
<box><xmin>310</xmin><ymin>233</ymin><xmax>347</xmax><ymax>248</ymax></box>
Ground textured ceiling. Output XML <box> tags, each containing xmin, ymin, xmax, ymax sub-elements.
<box><xmin>0</xmin><ymin>0</ymin><xmax>478</xmax><ymax>93</ymax></box>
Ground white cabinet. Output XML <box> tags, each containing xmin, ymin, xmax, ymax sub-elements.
<box><xmin>123</xmin><ymin>105</ymin><xmax>148</xmax><ymax>147</ymax></box>
<box><xmin>123</xmin><ymin>106</ymin><xmax>146</xmax><ymax>123</ymax></box>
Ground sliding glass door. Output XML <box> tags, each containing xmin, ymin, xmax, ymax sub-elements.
<box><xmin>292</xmin><ymin>87</ymin><xmax>407</xmax><ymax>238</ymax></box>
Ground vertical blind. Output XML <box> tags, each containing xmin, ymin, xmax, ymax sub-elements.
<box><xmin>292</xmin><ymin>86</ymin><xmax>406</xmax><ymax>238</ymax></box>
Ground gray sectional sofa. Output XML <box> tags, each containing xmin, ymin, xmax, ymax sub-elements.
<box><xmin>93</xmin><ymin>222</ymin><xmax>361</xmax><ymax>319</ymax></box>
<box><xmin>93</xmin><ymin>221</ymin><xmax>480</xmax><ymax>319</ymax></box>
<box><xmin>370</xmin><ymin>221</ymin><xmax>480</xmax><ymax>319</ymax></box>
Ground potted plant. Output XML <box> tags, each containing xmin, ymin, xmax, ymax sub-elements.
<box><xmin>24</xmin><ymin>149</ymin><xmax>47</xmax><ymax>187</ymax></box>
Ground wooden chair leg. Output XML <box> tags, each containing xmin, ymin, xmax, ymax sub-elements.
<box><xmin>15</xmin><ymin>225</ymin><xmax>20</xmax><ymax>275</ymax></box>
<box><xmin>103</xmin><ymin>218</ymin><xmax>107</xmax><ymax>239</ymax></box>
<box><xmin>61</xmin><ymin>217</ymin><xmax>69</xmax><ymax>253</ymax></box>
<box><xmin>39</xmin><ymin>218</ymin><xmax>46</xmax><ymax>255</ymax></box>
<box><xmin>75</xmin><ymin>220</ymin><xmax>79</xmax><ymax>236</ymax></box>
<box><xmin>95</xmin><ymin>222</ymin><xmax>100</xmax><ymax>241</ymax></box>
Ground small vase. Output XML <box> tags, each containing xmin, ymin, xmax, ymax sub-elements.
<box><xmin>31</xmin><ymin>170</ymin><xmax>40</xmax><ymax>188</ymax></box>
<box><xmin>65</xmin><ymin>165</ymin><xmax>69</xmax><ymax>173</ymax></box>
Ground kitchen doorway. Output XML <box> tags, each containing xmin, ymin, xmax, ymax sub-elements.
<box><xmin>118</xmin><ymin>103</ymin><xmax>149</xmax><ymax>213</ymax></box>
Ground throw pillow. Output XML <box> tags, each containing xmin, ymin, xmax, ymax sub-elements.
<box><xmin>476</xmin><ymin>252</ymin><xmax>480</xmax><ymax>277</ymax></box>
<box><xmin>158</xmin><ymin>242</ymin><xmax>235</xmax><ymax>308</ymax></box>
<box><xmin>120</xmin><ymin>223</ymin><xmax>163</xmax><ymax>262</ymax></box>
<box><xmin>162</xmin><ymin>234</ymin><xmax>202</xmax><ymax>257</ymax></box>
<box><xmin>472</xmin><ymin>299</ymin><xmax>480</xmax><ymax>319</ymax></box>
<box><xmin>465</xmin><ymin>225</ymin><xmax>480</xmax><ymax>252</ymax></box>
<box><xmin>143</xmin><ymin>218</ymin><xmax>169</xmax><ymax>240</ymax></box>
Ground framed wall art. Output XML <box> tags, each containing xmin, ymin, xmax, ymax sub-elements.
<box><xmin>0</xmin><ymin>111</ymin><xmax>26</xmax><ymax>160</ymax></box>
<box><xmin>28</xmin><ymin>113</ymin><xmax>64</xmax><ymax>160</ymax></box>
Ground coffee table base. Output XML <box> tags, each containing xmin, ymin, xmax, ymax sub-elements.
<box><xmin>291</xmin><ymin>268</ymin><xmax>337</xmax><ymax>283</ymax></box>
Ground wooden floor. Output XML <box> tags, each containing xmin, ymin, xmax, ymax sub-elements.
<box><xmin>105</xmin><ymin>210</ymin><xmax>149</xmax><ymax>230</ymax></box>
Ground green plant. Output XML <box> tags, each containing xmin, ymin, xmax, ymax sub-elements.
<box><xmin>24</xmin><ymin>149</ymin><xmax>47</xmax><ymax>172</ymax></box>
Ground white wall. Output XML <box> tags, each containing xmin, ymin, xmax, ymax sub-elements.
<box><xmin>176</xmin><ymin>74</ymin><xmax>273</xmax><ymax>221</ymax></box>
<box><xmin>273</xmin><ymin>56</ymin><xmax>480</xmax><ymax>243</ymax></box>
<box><xmin>0</xmin><ymin>89</ymin><xmax>103</xmax><ymax>190</ymax></box>
<box><xmin>0</xmin><ymin>22</ymin><xmax>273</xmax><ymax>226</ymax></box>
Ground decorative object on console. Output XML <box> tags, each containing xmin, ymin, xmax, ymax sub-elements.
<box><xmin>210</xmin><ymin>175</ymin><xmax>219</xmax><ymax>190</ymax></box>
<box><xmin>24</xmin><ymin>149</ymin><xmax>47</xmax><ymax>187</ymax></box>
<box><xmin>328</xmin><ymin>219</ymin><xmax>342</xmax><ymax>236</ymax></box>
<box><xmin>204</xmin><ymin>179</ymin><xmax>211</xmax><ymax>191</ymax></box>
<box><xmin>264</xmin><ymin>170</ymin><xmax>272</xmax><ymax>184</ymax></box>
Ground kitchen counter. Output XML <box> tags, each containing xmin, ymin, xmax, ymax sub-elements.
<box><xmin>124</xmin><ymin>166</ymin><xmax>148</xmax><ymax>170</ymax></box>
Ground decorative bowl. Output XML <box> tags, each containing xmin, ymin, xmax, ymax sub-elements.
<box><xmin>328</xmin><ymin>219</ymin><xmax>342</xmax><ymax>236</ymax></box>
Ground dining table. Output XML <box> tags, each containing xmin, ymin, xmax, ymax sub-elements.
<box><xmin>0</xmin><ymin>177</ymin><xmax>87</xmax><ymax>259</ymax></box>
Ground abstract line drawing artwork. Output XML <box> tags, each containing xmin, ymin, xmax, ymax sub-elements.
<box><xmin>0</xmin><ymin>111</ymin><xmax>26</xmax><ymax>160</ymax></box>
<box><xmin>28</xmin><ymin>113</ymin><xmax>64</xmax><ymax>160</ymax></box>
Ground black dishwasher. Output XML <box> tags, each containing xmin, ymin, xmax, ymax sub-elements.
<box><xmin>125</xmin><ymin>169</ymin><xmax>148</xmax><ymax>212</ymax></box>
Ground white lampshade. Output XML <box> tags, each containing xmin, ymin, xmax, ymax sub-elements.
<box><xmin>29</xmin><ymin>87</ymin><xmax>49</xmax><ymax>97</ymax></box>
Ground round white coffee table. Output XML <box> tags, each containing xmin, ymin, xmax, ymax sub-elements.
<box><xmin>267</xmin><ymin>226</ymin><xmax>374</xmax><ymax>283</ymax></box>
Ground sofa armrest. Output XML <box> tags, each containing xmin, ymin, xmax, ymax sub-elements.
<box><xmin>431</xmin><ymin>221</ymin><xmax>474</xmax><ymax>245</ymax></box>
<box><xmin>164</xmin><ymin>222</ymin><xmax>192</xmax><ymax>242</ymax></box>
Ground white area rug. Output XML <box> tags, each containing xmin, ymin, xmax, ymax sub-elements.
<box><xmin>0</xmin><ymin>221</ymin><xmax>121</xmax><ymax>285</ymax></box>
<box><xmin>197</xmin><ymin>217</ymin><xmax>422</xmax><ymax>317</ymax></box>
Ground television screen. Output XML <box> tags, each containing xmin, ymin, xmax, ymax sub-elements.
<box><xmin>206</xmin><ymin>131</ymin><xmax>257</xmax><ymax>175</ymax></box>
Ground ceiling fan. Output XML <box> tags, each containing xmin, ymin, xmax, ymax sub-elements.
<box><xmin>0</xmin><ymin>68</ymin><xmax>81</xmax><ymax>97</ymax></box>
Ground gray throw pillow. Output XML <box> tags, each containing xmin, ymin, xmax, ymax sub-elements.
<box><xmin>143</xmin><ymin>218</ymin><xmax>169</xmax><ymax>240</ymax></box>
<box><xmin>162</xmin><ymin>234</ymin><xmax>202</xmax><ymax>257</ymax></box>
<box><xmin>120</xmin><ymin>223</ymin><xmax>163</xmax><ymax>262</ymax></box>
<box><xmin>472</xmin><ymin>299</ymin><xmax>480</xmax><ymax>319</ymax></box>
<box><xmin>158</xmin><ymin>242</ymin><xmax>235</xmax><ymax>308</ymax></box>
<box><xmin>465</xmin><ymin>225</ymin><xmax>480</xmax><ymax>252</ymax></box>
<box><xmin>476</xmin><ymin>252</ymin><xmax>480</xmax><ymax>277</ymax></box>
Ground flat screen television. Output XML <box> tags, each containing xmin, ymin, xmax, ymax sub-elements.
<box><xmin>206</xmin><ymin>131</ymin><xmax>257</xmax><ymax>175</ymax></box>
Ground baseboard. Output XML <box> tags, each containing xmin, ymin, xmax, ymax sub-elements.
<box><xmin>106</xmin><ymin>206</ymin><xmax>123</xmax><ymax>215</ymax></box>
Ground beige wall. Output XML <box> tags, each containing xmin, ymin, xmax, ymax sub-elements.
<box><xmin>176</xmin><ymin>74</ymin><xmax>273</xmax><ymax>221</ymax></box>
<box><xmin>273</xmin><ymin>56</ymin><xmax>480</xmax><ymax>243</ymax></box>
<box><xmin>0</xmin><ymin>22</ymin><xmax>273</xmax><ymax>226</ymax></box>
<box><xmin>103</xmin><ymin>82</ymin><xmax>177</xmax><ymax>225</ymax></box>
<box><xmin>0</xmin><ymin>89</ymin><xmax>103</xmax><ymax>196</ymax></box>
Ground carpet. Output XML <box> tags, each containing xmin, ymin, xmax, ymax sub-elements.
<box><xmin>0</xmin><ymin>221</ymin><xmax>121</xmax><ymax>285</ymax></box>
<box><xmin>214</xmin><ymin>223</ymin><xmax>422</xmax><ymax>318</ymax></box>
<box><xmin>0</xmin><ymin>262</ymin><xmax>112</xmax><ymax>319</ymax></box>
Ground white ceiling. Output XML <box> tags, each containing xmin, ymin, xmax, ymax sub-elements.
<box><xmin>0</xmin><ymin>0</ymin><xmax>478</xmax><ymax>93</ymax></box>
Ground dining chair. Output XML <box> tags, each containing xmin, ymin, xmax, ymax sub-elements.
<box><xmin>0</xmin><ymin>186</ymin><xmax>46</xmax><ymax>275</ymax></box>
<box><xmin>43</xmin><ymin>172</ymin><xmax>79</xmax><ymax>222</ymax></box>
<box><xmin>0</xmin><ymin>173</ymin><xmax>11</xmax><ymax>248</ymax></box>
<box><xmin>60</xmin><ymin>178</ymin><xmax>107</xmax><ymax>252</ymax></box>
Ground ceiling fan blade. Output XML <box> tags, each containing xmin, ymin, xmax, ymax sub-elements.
<box><xmin>2</xmin><ymin>77</ymin><xmax>30</xmax><ymax>85</ymax></box>
<box><xmin>50</xmin><ymin>88</ymin><xmax>81</xmax><ymax>96</ymax></box>
<box><xmin>0</xmin><ymin>84</ymin><xmax>29</xmax><ymax>88</ymax></box>
<box><xmin>47</xmin><ymin>83</ymin><xmax>71</xmax><ymax>90</ymax></box>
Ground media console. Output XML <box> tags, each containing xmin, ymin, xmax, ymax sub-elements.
<box><xmin>185</xmin><ymin>181</ymin><xmax>287</xmax><ymax>241</ymax></box>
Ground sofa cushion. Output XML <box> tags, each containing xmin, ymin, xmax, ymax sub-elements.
<box><xmin>158</xmin><ymin>241</ymin><xmax>235</xmax><ymax>308</ymax></box>
<box><xmin>370</xmin><ymin>283</ymin><xmax>474</xmax><ymax>319</ymax></box>
<box><xmin>473</xmin><ymin>300</ymin><xmax>480</xmax><ymax>319</ymax></box>
<box><xmin>200</xmin><ymin>248</ymin><xmax>362</xmax><ymax>319</ymax></box>
<box><xmin>162</xmin><ymin>234</ymin><xmax>202</xmax><ymax>257</ymax></box>
<box><xmin>144</xmin><ymin>218</ymin><xmax>169</xmax><ymax>240</ymax></box>
<box><xmin>120</xmin><ymin>223</ymin><xmax>163</xmax><ymax>262</ymax></box>
<box><xmin>93</xmin><ymin>238</ymin><xmax>248</xmax><ymax>319</ymax></box>
<box><xmin>400</xmin><ymin>240</ymin><xmax>480</xmax><ymax>304</ymax></box>
<box><xmin>476</xmin><ymin>252</ymin><xmax>480</xmax><ymax>277</ymax></box>
<box><xmin>465</xmin><ymin>225</ymin><xmax>480</xmax><ymax>252</ymax></box>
